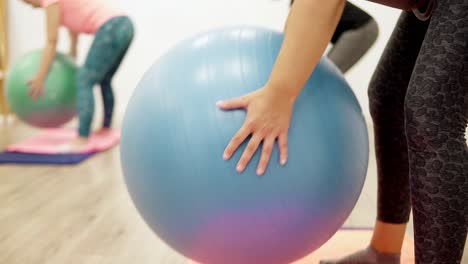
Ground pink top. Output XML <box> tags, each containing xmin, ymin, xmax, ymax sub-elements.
<box><xmin>41</xmin><ymin>0</ymin><xmax>125</xmax><ymax>34</ymax></box>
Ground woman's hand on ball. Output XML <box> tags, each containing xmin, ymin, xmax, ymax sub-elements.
<box><xmin>217</xmin><ymin>87</ymin><xmax>295</xmax><ymax>176</ymax></box>
<box><xmin>27</xmin><ymin>77</ymin><xmax>46</xmax><ymax>100</ymax></box>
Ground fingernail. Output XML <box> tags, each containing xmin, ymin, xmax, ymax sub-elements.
<box><xmin>223</xmin><ymin>153</ymin><xmax>229</xmax><ymax>160</ymax></box>
<box><xmin>256</xmin><ymin>168</ymin><xmax>264</xmax><ymax>176</ymax></box>
<box><xmin>236</xmin><ymin>165</ymin><xmax>243</xmax><ymax>172</ymax></box>
<box><xmin>280</xmin><ymin>159</ymin><xmax>287</xmax><ymax>166</ymax></box>
<box><xmin>216</xmin><ymin>101</ymin><xmax>223</xmax><ymax>107</ymax></box>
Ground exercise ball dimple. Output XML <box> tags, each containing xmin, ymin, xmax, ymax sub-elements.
<box><xmin>6</xmin><ymin>50</ymin><xmax>77</xmax><ymax>128</ymax></box>
<box><xmin>121</xmin><ymin>27</ymin><xmax>369</xmax><ymax>264</ymax></box>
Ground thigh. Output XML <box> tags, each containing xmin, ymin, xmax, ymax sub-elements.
<box><xmin>100</xmin><ymin>17</ymin><xmax>134</xmax><ymax>83</ymax></box>
<box><xmin>405</xmin><ymin>1</ymin><xmax>468</xmax><ymax>154</ymax></box>
<box><xmin>84</xmin><ymin>18</ymin><xmax>130</xmax><ymax>83</ymax></box>
<box><xmin>101</xmin><ymin>39</ymin><xmax>132</xmax><ymax>83</ymax></box>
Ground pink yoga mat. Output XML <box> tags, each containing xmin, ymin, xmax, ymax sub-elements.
<box><xmin>6</xmin><ymin>128</ymin><xmax>120</xmax><ymax>154</ymax></box>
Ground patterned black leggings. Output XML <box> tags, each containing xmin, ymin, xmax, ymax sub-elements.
<box><xmin>368</xmin><ymin>1</ymin><xmax>467</xmax><ymax>263</ymax></box>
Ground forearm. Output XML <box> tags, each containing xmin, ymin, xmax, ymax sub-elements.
<box><xmin>268</xmin><ymin>0</ymin><xmax>345</xmax><ymax>98</ymax></box>
<box><xmin>35</xmin><ymin>41</ymin><xmax>57</xmax><ymax>81</ymax></box>
<box><xmin>35</xmin><ymin>3</ymin><xmax>60</xmax><ymax>82</ymax></box>
<box><xmin>69</xmin><ymin>31</ymin><xmax>78</xmax><ymax>57</ymax></box>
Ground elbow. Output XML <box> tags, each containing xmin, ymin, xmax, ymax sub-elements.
<box><xmin>303</xmin><ymin>0</ymin><xmax>345</xmax><ymax>6</ymax></box>
<box><xmin>329</xmin><ymin>0</ymin><xmax>346</xmax><ymax>9</ymax></box>
<box><xmin>46</xmin><ymin>38</ymin><xmax>58</xmax><ymax>47</ymax></box>
<box><xmin>367</xmin><ymin>17</ymin><xmax>380</xmax><ymax>45</ymax></box>
<box><xmin>299</xmin><ymin>0</ymin><xmax>346</xmax><ymax>13</ymax></box>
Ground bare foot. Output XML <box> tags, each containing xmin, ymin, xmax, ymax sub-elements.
<box><xmin>57</xmin><ymin>137</ymin><xmax>90</xmax><ymax>153</ymax></box>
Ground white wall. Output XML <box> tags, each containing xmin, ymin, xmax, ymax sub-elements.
<box><xmin>8</xmin><ymin>0</ymin><xmax>402</xmax><ymax>119</ymax></box>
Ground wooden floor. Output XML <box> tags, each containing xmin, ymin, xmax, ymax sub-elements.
<box><xmin>0</xmin><ymin>118</ymin><xmax>466</xmax><ymax>264</ymax></box>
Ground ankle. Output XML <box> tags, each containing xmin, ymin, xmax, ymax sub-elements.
<box><xmin>368</xmin><ymin>245</ymin><xmax>400</xmax><ymax>256</ymax></box>
<box><xmin>371</xmin><ymin>221</ymin><xmax>407</xmax><ymax>254</ymax></box>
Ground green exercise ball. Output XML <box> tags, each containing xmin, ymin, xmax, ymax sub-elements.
<box><xmin>5</xmin><ymin>50</ymin><xmax>78</xmax><ymax>128</ymax></box>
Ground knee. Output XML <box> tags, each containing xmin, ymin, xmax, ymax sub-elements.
<box><xmin>367</xmin><ymin>81</ymin><xmax>382</xmax><ymax>119</ymax></box>
<box><xmin>76</xmin><ymin>70</ymin><xmax>94</xmax><ymax>100</ymax></box>
<box><xmin>364</xmin><ymin>18</ymin><xmax>379</xmax><ymax>47</ymax></box>
<box><xmin>405</xmin><ymin>96</ymin><xmax>440</xmax><ymax>150</ymax></box>
<box><xmin>77</xmin><ymin>68</ymin><xmax>89</xmax><ymax>82</ymax></box>
<box><xmin>368</xmin><ymin>81</ymin><xmax>405</xmax><ymax>122</ymax></box>
<box><xmin>77</xmin><ymin>67</ymin><xmax>99</xmax><ymax>87</ymax></box>
<box><xmin>100</xmin><ymin>76</ymin><xmax>112</xmax><ymax>87</ymax></box>
<box><xmin>351</xmin><ymin>17</ymin><xmax>379</xmax><ymax>52</ymax></box>
<box><xmin>404</xmin><ymin>95</ymin><xmax>466</xmax><ymax>152</ymax></box>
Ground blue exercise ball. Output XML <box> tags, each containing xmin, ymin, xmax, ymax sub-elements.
<box><xmin>121</xmin><ymin>27</ymin><xmax>369</xmax><ymax>264</ymax></box>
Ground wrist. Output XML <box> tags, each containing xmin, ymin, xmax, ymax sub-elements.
<box><xmin>265</xmin><ymin>79</ymin><xmax>301</xmax><ymax>101</ymax></box>
<box><xmin>35</xmin><ymin>75</ymin><xmax>46</xmax><ymax>83</ymax></box>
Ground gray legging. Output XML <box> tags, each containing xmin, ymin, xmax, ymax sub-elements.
<box><xmin>368</xmin><ymin>1</ymin><xmax>467</xmax><ymax>263</ymax></box>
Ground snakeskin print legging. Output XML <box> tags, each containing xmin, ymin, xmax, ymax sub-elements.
<box><xmin>77</xmin><ymin>16</ymin><xmax>134</xmax><ymax>137</ymax></box>
<box><xmin>368</xmin><ymin>1</ymin><xmax>467</xmax><ymax>263</ymax></box>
